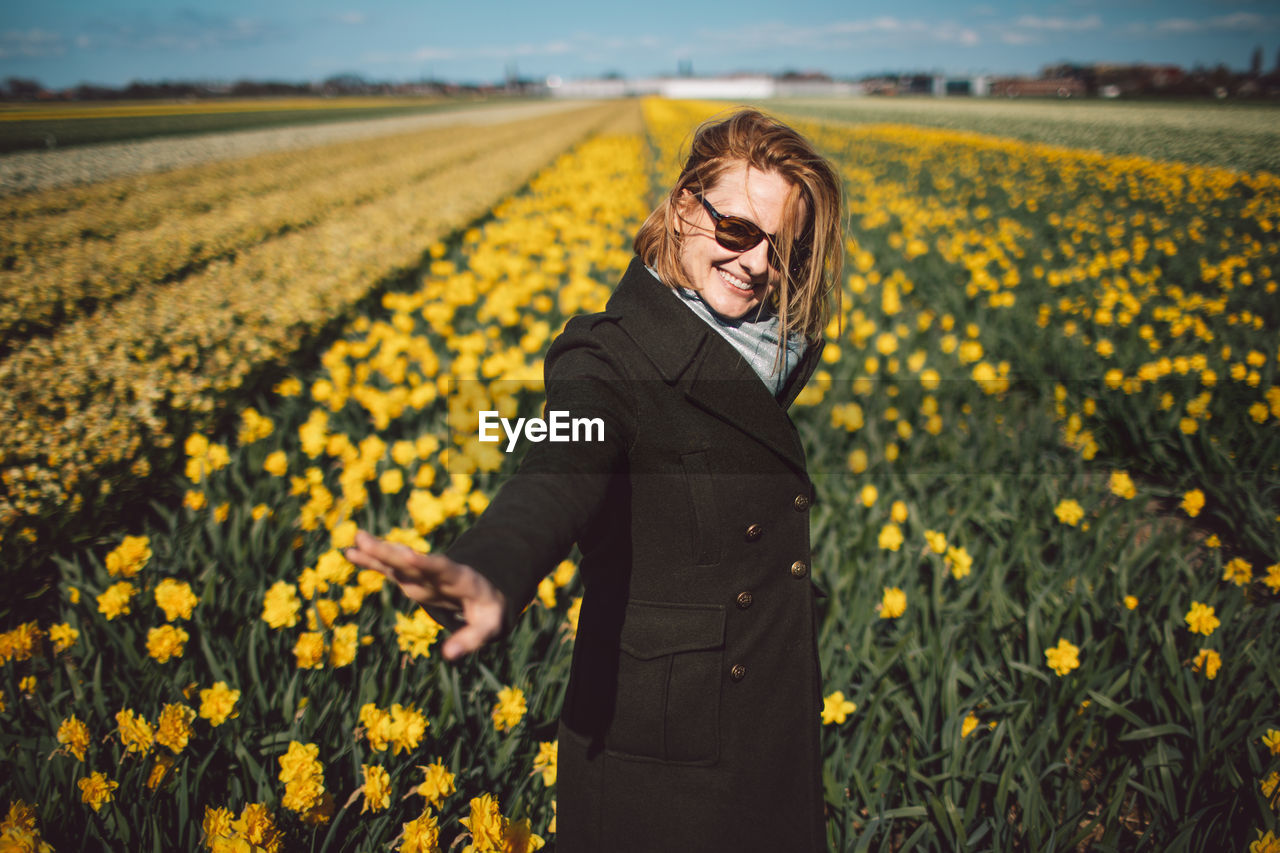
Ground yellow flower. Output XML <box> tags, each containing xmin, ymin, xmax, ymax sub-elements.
<box><xmin>105</xmin><ymin>535</ymin><xmax>151</xmax><ymax>577</ymax></box>
<box><xmin>821</xmin><ymin>691</ymin><xmax>857</xmax><ymax>725</ymax></box>
<box><xmin>116</xmin><ymin>708</ymin><xmax>154</xmax><ymax>754</ymax></box>
<box><xmin>1054</xmin><ymin>499</ymin><xmax>1084</xmax><ymax>526</ymax></box>
<box><xmin>238</xmin><ymin>407</ymin><xmax>274</xmax><ymax>444</ymax></box>
<box><xmin>1205</xmin><ymin>534</ymin><xmax>1221</xmax><ymax>548</ymax></box>
<box><xmin>58</xmin><ymin>714</ymin><xmax>91</xmax><ymax>761</ymax></box>
<box><xmin>415</xmin><ymin>761</ymin><xmax>457</xmax><ymax>807</ymax></box>
<box><xmin>1262</xmin><ymin>729</ymin><xmax>1280</xmax><ymax>756</ymax></box>
<box><xmin>565</xmin><ymin>596</ymin><xmax>582</xmax><ymax>640</ymax></box>
<box><xmin>1265</xmin><ymin>564</ymin><xmax>1280</xmax><ymax>593</ymax></box>
<box><xmin>847</xmin><ymin>448</ymin><xmax>868</xmax><ymax>473</ymax></box>
<box><xmin>1184</xmin><ymin>601</ymin><xmax>1220</xmax><ymax>636</ymax></box>
<box><xmin>328</xmin><ymin>623</ymin><xmax>359</xmax><ymax>668</ymax></box>
<box><xmin>1180</xmin><ymin>489</ymin><xmax>1205</xmax><ymax>517</ymax></box>
<box><xmin>923</xmin><ymin>530</ymin><xmax>947</xmax><ymax>554</ymax></box>
<box><xmin>78</xmin><ymin>771</ymin><xmax>118</xmax><ymax>812</ymax></box>
<box><xmin>1108</xmin><ymin>470</ymin><xmax>1136</xmax><ymax>500</ymax></box>
<box><xmin>399</xmin><ymin>809</ymin><xmax>441</xmax><ymax>853</ymax></box>
<box><xmin>879</xmin><ymin>587</ymin><xmax>906</xmax><ymax>619</ymax></box>
<box><xmin>878</xmin><ymin>523</ymin><xmax>904</xmax><ymax>552</ymax></box>
<box><xmin>261</xmin><ymin>581</ymin><xmax>301</xmax><ymax>629</ymax></box>
<box><xmin>1251</xmin><ymin>829</ymin><xmax>1280</xmax><ymax>853</ymax></box>
<box><xmin>147</xmin><ymin>624</ymin><xmax>190</xmax><ymax>663</ymax></box>
<box><xmin>232</xmin><ymin>802</ymin><xmax>288</xmax><ymax>847</ymax></box>
<box><xmin>263</xmin><ymin>450</ymin><xmax>289</xmax><ymax>477</ymax></box>
<box><xmin>1123</xmin><ymin>595</ymin><xmax>1138</xmax><ymax>610</ymax></box>
<box><xmin>155</xmin><ymin>578</ymin><xmax>199</xmax><ymax>621</ymax></box>
<box><xmin>1263</xmin><ymin>771</ymin><xmax>1280</xmax><ymax>800</ymax></box>
<box><xmin>395</xmin><ymin>609</ymin><xmax>443</xmax><ymax>659</ymax></box>
<box><xmin>18</xmin><ymin>675</ymin><xmax>35</xmax><ymax>694</ymax></box>
<box><xmin>200</xmin><ymin>681</ymin><xmax>241</xmax><ymax>726</ymax></box>
<box><xmin>379</xmin><ymin>468</ymin><xmax>405</xmax><ymax>495</ymax></box>
<box><xmin>49</xmin><ymin>622</ymin><xmax>78</xmax><ymax>653</ymax></box>
<box><xmin>961</xmin><ymin>713</ymin><xmax>979</xmax><ymax>738</ymax></box>
<box><xmin>890</xmin><ymin>500</ymin><xmax>908</xmax><ymax>523</ymax></box>
<box><xmin>361</xmin><ymin>764</ymin><xmax>392</xmax><ymax>813</ymax></box>
<box><xmin>859</xmin><ymin>484</ymin><xmax>877</xmax><ymax>507</ymax></box>
<box><xmin>155</xmin><ymin>703</ymin><xmax>196</xmax><ymax>753</ymax></box>
<box><xmin>1045</xmin><ymin>638</ymin><xmax>1080</xmax><ymax>676</ymax></box>
<box><xmin>1191</xmin><ymin>648</ymin><xmax>1221</xmax><ymax>680</ymax></box>
<box><xmin>537</xmin><ymin>577</ymin><xmax>557</xmax><ymax>609</ymax></box>
<box><xmin>491</xmin><ymin>686</ymin><xmax>527</xmax><ymax>733</ymax></box>
<box><xmin>460</xmin><ymin>794</ymin><xmax>505</xmax><ymax>851</ymax></box>
<box><xmin>184</xmin><ymin>490</ymin><xmax>207</xmax><ymax>511</ymax></box>
<box><xmin>293</xmin><ymin>632</ymin><xmax>326</xmax><ymax>669</ymax></box>
<box><xmin>944</xmin><ymin>545</ymin><xmax>972</xmax><ymax>580</ymax></box>
<box><xmin>387</xmin><ymin>703</ymin><xmax>429</xmax><ymax>755</ymax></box>
<box><xmin>147</xmin><ymin>754</ymin><xmax>176</xmax><ymax>790</ymax></box>
<box><xmin>1222</xmin><ymin>557</ymin><xmax>1252</xmax><ymax>586</ymax></box>
<box><xmin>96</xmin><ymin>581</ymin><xmax>137</xmax><ymax>620</ymax></box>
<box><xmin>279</xmin><ymin>742</ymin><xmax>328</xmax><ymax>819</ymax></box>
<box><xmin>533</xmin><ymin>740</ymin><xmax>558</xmax><ymax>786</ymax></box>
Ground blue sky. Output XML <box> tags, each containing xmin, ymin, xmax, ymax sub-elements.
<box><xmin>2</xmin><ymin>0</ymin><xmax>1277</xmax><ymax>89</ymax></box>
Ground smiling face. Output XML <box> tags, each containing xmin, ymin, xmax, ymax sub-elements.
<box><xmin>677</xmin><ymin>162</ymin><xmax>799</xmax><ymax>319</ymax></box>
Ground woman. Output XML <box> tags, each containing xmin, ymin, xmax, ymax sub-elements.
<box><xmin>347</xmin><ymin>108</ymin><xmax>844</xmax><ymax>852</ymax></box>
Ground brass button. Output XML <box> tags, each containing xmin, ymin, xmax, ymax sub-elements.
<box><xmin>790</xmin><ymin>560</ymin><xmax>808</xmax><ymax>579</ymax></box>
<box><xmin>729</xmin><ymin>664</ymin><xmax>747</xmax><ymax>682</ymax></box>
<box><xmin>745</xmin><ymin>523</ymin><xmax>764</xmax><ymax>542</ymax></box>
<box><xmin>735</xmin><ymin>591</ymin><xmax>754</xmax><ymax>609</ymax></box>
<box><xmin>794</xmin><ymin>494</ymin><xmax>811</xmax><ymax>512</ymax></box>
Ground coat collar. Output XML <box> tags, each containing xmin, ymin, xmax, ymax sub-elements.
<box><xmin>606</xmin><ymin>256</ymin><xmax>825</xmax><ymax>475</ymax></box>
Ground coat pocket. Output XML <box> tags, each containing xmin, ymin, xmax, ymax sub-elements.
<box><xmin>606</xmin><ymin>600</ymin><xmax>725</xmax><ymax>764</ymax></box>
<box><xmin>681</xmin><ymin>449</ymin><xmax>721</xmax><ymax>566</ymax></box>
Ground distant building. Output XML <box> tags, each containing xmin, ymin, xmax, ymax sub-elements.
<box><xmin>989</xmin><ymin>76</ymin><xmax>1087</xmax><ymax>98</ymax></box>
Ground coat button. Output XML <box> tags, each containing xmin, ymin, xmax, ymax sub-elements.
<box><xmin>735</xmin><ymin>591</ymin><xmax>754</xmax><ymax>609</ymax></box>
<box><xmin>794</xmin><ymin>494</ymin><xmax>811</xmax><ymax>512</ymax></box>
<box><xmin>745</xmin><ymin>523</ymin><xmax>764</xmax><ymax>542</ymax></box>
<box><xmin>790</xmin><ymin>560</ymin><xmax>808</xmax><ymax>579</ymax></box>
<box><xmin>729</xmin><ymin>664</ymin><xmax>747</xmax><ymax>682</ymax></box>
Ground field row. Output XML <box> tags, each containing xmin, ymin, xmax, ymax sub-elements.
<box><xmin>0</xmin><ymin>102</ymin><xmax>628</xmax><ymax>563</ymax></box>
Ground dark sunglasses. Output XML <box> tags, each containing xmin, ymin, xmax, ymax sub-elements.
<box><xmin>694</xmin><ymin>192</ymin><xmax>809</xmax><ymax>276</ymax></box>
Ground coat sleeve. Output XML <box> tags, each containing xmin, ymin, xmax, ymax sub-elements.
<box><xmin>439</xmin><ymin>315</ymin><xmax>637</xmax><ymax>635</ymax></box>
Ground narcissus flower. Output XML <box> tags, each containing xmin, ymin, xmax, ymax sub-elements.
<box><xmin>491</xmin><ymin>686</ymin><xmax>527</xmax><ymax>733</ymax></box>
<box><xmin>923</xmin><ymin>530</ymin><xmax>947</xmax><ymax>554</ymax></box>
<box><xmin>146</xmin><ymin>624</ymin><xmax>189</xmax><ymax>663</ymax></box>
<box><xmin>361</xmin><ymin>764</ymin><xmax>392</xmax><ymax>813</ymax></box>
<box><xmin>821</xmin><ymin>691</ymin><xmax>857</xmax><ymax>725</ymax></box>
<box><xmin>944</xmin><ymin>545</ymin><xmax>972</xmax><ymax>579</ymax></box>
<box><xmin>261</xmin><ymin>581</ymin><xmax>301</xmax><ymax>629</ymax></box>
<box><xmin>49</xmin><ymin>622</ymin><xmax>78</xmax><ymax>653</ymax></box>
<box><xmin>415</xmin><ymin>761</ymin><xmax>456</xmax><ymax>807</ymax></box>
<box><xmin>116</xmin><ymin>708</ymin><xmax>154</xmax><ymax>753</ymax></box>
<box><xmin>395</xmin><ymin>610</ymin><xmax>442</xmax><ymax>659</ymax></box>
<box><xmin>1222</xmin><ymin>557</ymin><xmax>1252</xmax><ymax>586</ymax></box>
<box><xmin>878</xmin><ymin>523</ymin><xmax>904</xmax><ymax>552</ymax></box>
<box><xmin>105</xmin><ymin>535</ymin><xmax>150</xmax><ymax>577</ymax></box>
<box><xmin>154</xmin><ymin>578</ymin><xmax>198</xmax><ymax>621</ymax></box>
<box><xmin>1185</xmin><ymin>601</ymin><xmax>1220</xmax><ymax>636</ymax></box>
<box><xmin>878</xmin><ymin>587</ymin><xmax>906</xmax><ymax>619</ymax></box>
<box><xmin>460</xmin><ymin>794</ymin><xmax>505</xmax><ymax>851</ymax></box>
<box><xmin>78</xmin><ymin>771</ymin><xmax>117</xmax><ymax>812</ymax></box>
<box><xmin>155</xmin><ymin>703</ymin><xmax>196</xmax><ymax>754</ymax></box>
<box><xmin>1180</xmin><ymin>489</ymin><xmax>1205</xmax><ymax>517</ymax></box>
<box><xmin>1262</xmin><ymin>729</ymin><xmax>1280</xmax><ymax>756</ymax></box>
<box><xmin>533</xmin><ymin>740</ymin><xmax>558</xmax><ymax>786</ymax></box>
<box><xmin>961</xmin><ymin>713</ymin><xmax>980</xmax><ymax>738</ymax></box>
<box><xmin>199</xmin><ymin>681</ymin><xmax>240</xmax><ymax>726</ymax></box>
<box><xmin>1191</xmin><ymin>648</ymin><xmax>1221</xmax><ymax>680</ymax></box>
<box><xmin>399</xmin><ymin>809</ymin><xmax>442</xmax><ymax>853</ymax></box>
<box><xmin>1123</xmin><ymin>595</ymin><xmax>1138</xmax><ymax>610</ymax></box>
<box><xmin>1045</xmin><ymin>638</ymin><xmax>1080</xmax><ymax>676</ymax></box>
<box><xmin>1054</xmin><ymin>499</ymin><xmax>1084</xmax><ymax>526</ymax></box>
<box><xmin>57</xmin><ymin>714</ymin><xmax>90</xmax><ymax>761</ymax></box>
<box><xmin>1108</xmin><ymin>470</ymin><xmax>1136</xmax><ymax>500</ymax></box>
<box><xmin>96</xmin><ymin>581</ymin><xmax>137</xmax><ymax>620</ymax></box>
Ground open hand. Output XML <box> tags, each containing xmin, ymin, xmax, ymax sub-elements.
<box><xmin>345</xmin><ymin>530</ymin><xmax>505</xmax><ymax>661</ymax></box>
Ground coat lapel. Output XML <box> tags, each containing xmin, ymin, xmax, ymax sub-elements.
<box><xmin>606</xmin><ymin>256</ymin><xmax>823</xmax><ymax>475</ymax></box>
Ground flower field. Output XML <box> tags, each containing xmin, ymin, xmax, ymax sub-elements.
<box><xmin>1</xmin><ymin>96</ymin><xmax>1277</xmax><ymax>851</ymax></box>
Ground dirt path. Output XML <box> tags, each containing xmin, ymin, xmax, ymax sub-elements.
<box><xmin>0</xmin><ymin>99</ymin><xmax>598</xmax><ymax>196</ymax></box>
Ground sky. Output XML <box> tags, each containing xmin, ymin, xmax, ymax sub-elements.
<box><xmin>1</xmin><ymin>0</ymin><xmax>1277</xmax><ymax>90</ymax></box>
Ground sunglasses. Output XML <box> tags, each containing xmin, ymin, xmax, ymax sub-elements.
<box><xmin>694</xmin><ymin>192</ymin><xmax>809</xmax><ymax>277</ymax></box>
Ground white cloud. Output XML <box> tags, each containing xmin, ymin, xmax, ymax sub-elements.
<box><xmin>0</xmin><ymin>28</ymin><xmax>66</xmax><ymax>59</ymax></box>
<box><xmin>1011</xmin><ymin>14</ymin><xmax>1102</xmax><ymax>32</ymax></box>
<box><xmin>1151</xmin><ymin>11</ymin><xmax>1273</xmax><ymax>34</ymax></box>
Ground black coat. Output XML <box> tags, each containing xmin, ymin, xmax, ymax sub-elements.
<box><xmin>446</xmin><ymin>256</ymin><xmax>828</xmax><ymax>852</ymax></box>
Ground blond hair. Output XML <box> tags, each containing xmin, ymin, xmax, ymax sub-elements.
<box><xmin>634</xmin><ymin>108</ymin><xmax>843</xmax><ymax>345</ymax></box>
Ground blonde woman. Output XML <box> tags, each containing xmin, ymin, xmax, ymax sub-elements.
<box><xmin>348</xmin><ymin>108</ymin><xmax>844</xmax><ymax>852</ymax></box>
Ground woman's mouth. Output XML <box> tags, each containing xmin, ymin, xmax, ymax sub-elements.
<box><xmin>717</xmin><ymin>267</ymin><xmax>755</xmax><ymax>293</ymax></box>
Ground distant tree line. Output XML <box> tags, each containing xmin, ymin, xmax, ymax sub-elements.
<box><xmin>0</xmin><ymin>73</ymin><xmax>536</xmax><ymax>102</ymax></box>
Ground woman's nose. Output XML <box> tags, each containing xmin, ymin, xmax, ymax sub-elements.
<box><xmin>737</xmin><ymin>237</ymin><xmax>771</xmax><ymax>278</ymax></box>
